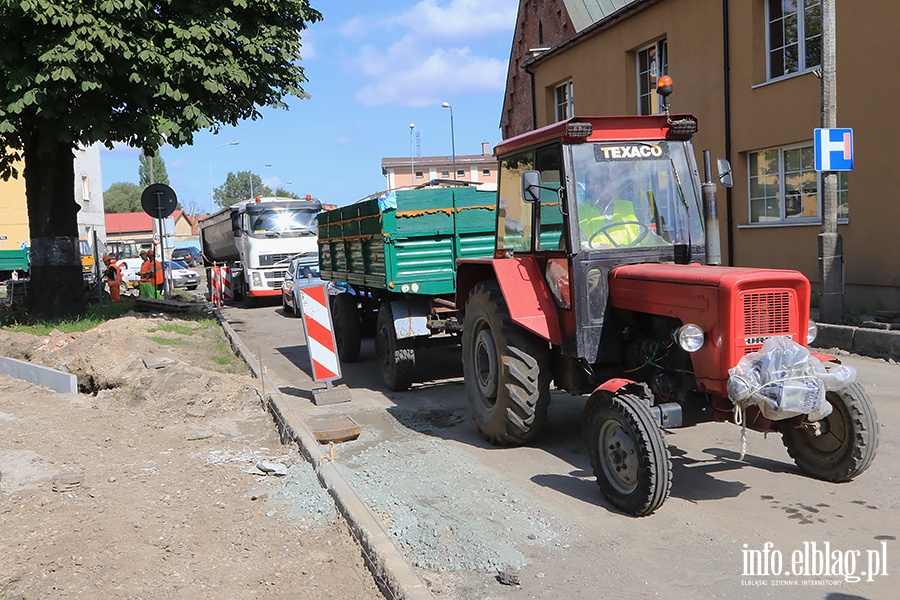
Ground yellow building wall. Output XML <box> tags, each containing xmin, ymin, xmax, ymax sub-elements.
<box><xmin>524</xmin><ymin>0</ymin><xmax>900</xmax><ymax>309</ymax></box>
<box><xmin>0</xmin><ymin>165</ymin><xmax>30</xmax><ymax>264</ymax></box>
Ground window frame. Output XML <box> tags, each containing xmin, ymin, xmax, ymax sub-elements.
<box><xmin>766</xmin><ymin>0</ymin><xmax>822</xmax><ymax>81</ymax></box>
<box><xmin>746</xmin><ymin>142</ymin><xmax>848</xmax><ymax>226</ymax></box>
<box><xmin>554</xmin><ymin>80</ymin><xmax>574</xmax><ymax>123</ymax></box>
<box><xmin>637</xmin><ymin>39</ymin><xmax>668</xmax><ymax>116</ymax></box>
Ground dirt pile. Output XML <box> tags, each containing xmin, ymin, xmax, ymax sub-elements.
<box><xmin>0</xmin><ymin>311</ymin><xmax>382</xmax><ymax>599</ymax></box>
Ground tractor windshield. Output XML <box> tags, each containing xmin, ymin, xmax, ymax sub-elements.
<box><xmin>570</xmin><ymin>140</ymin><xmax>704</xmax><ymax>251</ymax></box>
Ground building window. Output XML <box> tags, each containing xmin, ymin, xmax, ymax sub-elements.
<box><xmin>748</xmin><ymin>143</ymin><xmax>848</xmax><ymax>224</ymax></box>
<box><xmin>554</xmin><ymin>80</ymin><xmax>573</xmax><ymax>122</ymax></box>
<box><xmin>457</xmin><ymin>169</ymin><xmax>466</xmax><ymax>178</ymax></box>
<box><xmin>767</xmin><ymin>0</ymin><xmax>821</xmax><ymax>80</ymax></box>
<box><xmin>441</xmin><ymin>169</ymin><xmax>450</xmax><ymax>178</ymax></box>
<box><xmin>637</xmin><ymin>39</ymin><xmax>668</xmax><ymax>115</ymax></box>
<box><xmin>81</xmin><ymin>175</ymin><xmax>91</xmax><ymax>201</ymax></box>
<box><xmin>482</xmin><ymin>168</ymin><xmax>491</xmax><ymax>176</ymax></box>
<box><xmin>415</xmin><ymin>170</ymin><xmax>424</xmax><ymax>179</ymax></box>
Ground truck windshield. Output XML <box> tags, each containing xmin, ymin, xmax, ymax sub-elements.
<box><xmin>246</xmin><ymin>207</ymin><xmax>318</xmax><ymax>238</ymax></box>
<box><xmin>570</xmin><ymin>140</ymin><xmax>703</xmax><ymax>251</ymax></box>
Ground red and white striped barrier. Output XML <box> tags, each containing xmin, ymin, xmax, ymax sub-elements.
<box><xmin>299</xmin><ymin>284</ymin><xmax>341</xmax><ymax>382</ymax></box>
<box><xmin>210</xmin><ymin>265</ymin><xmax>234</xmax><ymax>307</ymax></box>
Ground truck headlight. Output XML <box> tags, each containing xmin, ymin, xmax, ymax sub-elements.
<box><xmin>807</xmin><ymin>319</ymin><xmax>818</xmax><ymax>344</ymax></box>
<box><xmin>675</xmin><ymin>324</ymin><xmax>705</xmax><ymax>352</ymax></box>
<box><xmin>252</xmin><ymin>272</ymin><xmax>262</xmax><ymax>286</ymax></box>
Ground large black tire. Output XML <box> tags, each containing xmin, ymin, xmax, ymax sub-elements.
<box><xmin>332</xmin><ymin>293</ymin><xmax>362</xmax><ymax>363</ymax></box>
<box><xmin>461</xmin><ymin>282</ymin><xmax>551</xmax><ymax>445</ymax></box>
<box><xmin>780</xmin><ymin>382</ymin><xmax>879</xmax><ymax>482</ymax></box>
<box><xmin>243</xmin><ymin>280</ymin><xmax>258</xmax><ymax>308</ymax></box>
<box><xmin>586</xmin><ymin>392</ymin><xmax>672</xmax><ymax>516</ymax></box>
<box><xmin>374</xmin><ymin>301</ymin><xmax>416</xmax><ymax>391</ymax></box>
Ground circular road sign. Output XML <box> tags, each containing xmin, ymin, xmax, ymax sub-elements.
<box><xmin>141</xmin><ymin>183</ymin><xmax>178</xmax><ymax>218</ymax></box>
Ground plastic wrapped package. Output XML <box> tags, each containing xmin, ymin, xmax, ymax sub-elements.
<box><xmin>727</xmin><ymin>336</ymin><xmax>856</xmax><ymax>422</ymax></box>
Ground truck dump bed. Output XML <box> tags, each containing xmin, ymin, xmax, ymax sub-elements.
<box><xmin>198</xmin><ymin>207</ymin><xmax>239</xmax><ymax>265</ymax></box>
<box><xmin>317</xmin><ymin>187</ymin><xmax>496</xmax><ymax>296</ymax></box>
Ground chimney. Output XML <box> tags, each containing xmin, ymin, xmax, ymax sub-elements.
<box><xmin>481</xmin><ymin>141</ymin><xmax>490</xmax><ymax>155</ymax></box>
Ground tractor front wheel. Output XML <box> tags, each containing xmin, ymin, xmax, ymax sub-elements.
<box><xmin>780</xmin><ymin>382</ymin><xmax>879</xmax><ymax>482</ymax></box>
<box><xmin>585</xmin><ymin>392</ymin><xmax>672</xmax><ymax>516</ymax></box>
<box><xmin>461</xmin><ymin>282</ymin><xmax>551</xmax><ymax>445</ymax></box>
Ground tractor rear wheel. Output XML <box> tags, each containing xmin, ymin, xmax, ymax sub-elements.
<box><xmin>332</xmin><ymin>293</ymin><xmax>362</xmax><ymax>363</ymax></box>
<box><xmin>586</xmin><ymin>392</ymin><xmax>671</xmax><ymax>516</ymax></box>
<box><xmin>780</xmin><ymin>382</ymin><xmax>879</xmax><ymax>482</ymax></box>
<box><xmin>461</xmin><ymin>282</ymin><xmax>551</xmax><ymax>445</ymax></box>
<box><xmin>375</xmin><ymin>301</ymin><xmax>416</xmax><ymax>391</ymax></box>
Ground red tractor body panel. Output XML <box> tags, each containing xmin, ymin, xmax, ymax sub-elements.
<box><xmin>609</xmin><ymin>263</ymin><xmax>811</xmax><ymax>396</ymax></box>
<box><xmin>456</xmin><ymin>257</ymin><xmax>563</xmax><ymax>345</ymax></box>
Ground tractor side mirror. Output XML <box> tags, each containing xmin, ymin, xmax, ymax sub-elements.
<box><xmin>522</xmin><ymin>170</ymin><xmax>542</xmax><ymax>203</ymax></box>
<box><xmin>717</xmin><ymin>158</ymin><xmax>733</xmax><ymax>189</ymax></box>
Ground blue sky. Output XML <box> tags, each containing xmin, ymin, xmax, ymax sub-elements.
<box><xmin>99</xmin><ymin>0</ymin><xmax>519</xmax><ymax>214</ymax></box>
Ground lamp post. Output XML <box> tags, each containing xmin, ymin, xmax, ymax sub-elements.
<box><xmin>209</xmin><ymin>141</ymin><xmax>239</xmax><ymax>211</ymax></box>
<box><xmin>409</xmin><ymin>123</ymin><xmax>416</xmax><ymax>186</ymax></box>
<box><xmin>250</xmin><ymin>163</ymin><xmax>273</xmax><ymax>200</ymax></box>
<box><xmin>441</xmin><ymin>102</ymin><xmax>456</xmax><ymax>180</ymax></box>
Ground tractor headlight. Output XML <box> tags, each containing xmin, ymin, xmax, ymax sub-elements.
<box><xmin>675</xmin><ymin>324</ymin><xmax>705</xmax><ymax>353</ymax></box>
<box><xmin>807</xmin><ymin>319</ymin><xmax>818</xmax><ymax>344</ymax></box>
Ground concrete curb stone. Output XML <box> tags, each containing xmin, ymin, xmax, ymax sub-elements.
<box><xmin>813</xmin><ymin>322</ymin><xmax>900</xmax><ymax>362</ymax></box>
<box><xmin>214</xmin><ymin>308</ymin><xmax>434</xmax><ymax>600</ymax></box>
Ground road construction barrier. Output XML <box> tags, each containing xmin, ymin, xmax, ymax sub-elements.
<box><xmin>210</xmin><ymin>265</ymin><xmax>234</xmax><ymax>307</ymax></box>
<box><xmin>298</xmin><ymin>284</ymin><xmax>341</xmax><ymax>383</ymax></box>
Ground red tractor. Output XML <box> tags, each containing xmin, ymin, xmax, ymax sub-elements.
<box><xmin>455</xmin><ymin>87</ymin><xmax>878</xmax><ymax>516</ymax></box>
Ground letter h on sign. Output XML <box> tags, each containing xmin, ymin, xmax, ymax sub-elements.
<box><xmin>815</xmin><ymin>128</ymin><xmax>854</xmax><ymax>171</ymax></box>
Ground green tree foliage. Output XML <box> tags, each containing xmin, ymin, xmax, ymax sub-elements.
<box><xmin>215</xmin><ymin>171</ymin><xmax>273</xmax><ymax>207</ymax></box>
<box><xmin>103</xmin><ymin>181</ymin><xmax>143</xmax><ymax>213</ymax></box>
<box><xmin>273</xmin><ymin>188</ymin><xmax>300</xmax><ymax>199</ymax></box>
<box><xmin>0</xmin><ymin>0</ymin><xmax>321</xmax><ymax>318</ymax></box>
<box><xmin>139</xmin><ymin>150</ymin><xmax>169</xmax><ymax>186</ymax></box>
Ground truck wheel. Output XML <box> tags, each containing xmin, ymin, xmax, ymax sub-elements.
<box><xmin>243</xmin><ymin>281</ymin><xmax>258</xmax><ymax>308</ymax></box>
<box><xmin>461</xmin><ymin>281</ymin><xmax>551</xmax><ymax>445</ymax></box>
<box><xmin>375</xmin><ymin>301</ymin><xmax>415</xmax><ymax>391</ymax></box>
<box><xmin>780</xmin><ymin>382</ymin><xmax>879</xmax><ymax>482</ymax></box>
<box><xmin>586</xmin><ymin>392</ymin><xmax>672</xmax><ymax>516</ymax></box>
<box><xmin>332</xmin><ymin>293</ymin><xmax>361</xmax><ymax>363</ymax></box>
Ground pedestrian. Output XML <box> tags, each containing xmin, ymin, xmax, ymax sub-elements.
<box><xmin>139</xmin><ymin>250</ymin><xmax>163</xmax><ymax>298</ymax></box>
<box><xmin>102</xmin><ymin>254</ymin><xmax>124</xmax><ymax>302</ymax></box>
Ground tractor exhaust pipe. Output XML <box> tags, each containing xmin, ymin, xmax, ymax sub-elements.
<box><xmin>702</xmin><ymin>150</ymin><xmax>724</xmax><ymax>266</ymax></box>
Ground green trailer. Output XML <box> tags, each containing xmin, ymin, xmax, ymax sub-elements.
<box><xmin>317</xmin><ymin>185</ymin><xmax>498</xmax><ymax>390</ymax></box>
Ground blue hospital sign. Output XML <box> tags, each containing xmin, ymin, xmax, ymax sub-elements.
<box><xmin>814</xmin><ymin>128</ymin><xmax>854</xmax><ymax>171</ymax></box>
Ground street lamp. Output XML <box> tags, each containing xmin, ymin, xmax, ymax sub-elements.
<box><xmin>209</xmin><ymin>141</ymin><xmax>239</xmax><ymax>211</ymax></box>
<box><xmin>274</xmin><ymin>181</ymin><xmax>293</xmax><ymax>198</ymax></box>
<box><xmin>409</xmin><ymin>123</ymin><xmax>416</xmax><ymax>187</ymax></box>
<box><xmin>441</xmin><ymin>102</ymin><xmax>456</xmax><ymax>180</ymax></box>
<box><xmin>250</xmin><ymin>163</ymin><xmax>272</xmax><ymax>200</ymax></box>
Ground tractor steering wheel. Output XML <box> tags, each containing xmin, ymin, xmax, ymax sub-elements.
<box><xmin>587</xmin><ymin>221</ymin><xmax>651</xmax><ymax>248</ymax></box>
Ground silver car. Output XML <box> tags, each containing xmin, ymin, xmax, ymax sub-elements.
<box><xmin>163</xmin><ymin>260</ymin><xmax>200</xmax><ymax>290</ymax></box>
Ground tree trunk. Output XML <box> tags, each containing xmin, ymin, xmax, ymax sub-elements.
<box><xmin>22</xmin><ymin>129</ymin><xmax>86</xmax><ymax>320</ymax></box>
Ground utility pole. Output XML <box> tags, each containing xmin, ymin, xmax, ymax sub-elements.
<box><xmin>818</xmin><ymin>0</ymin><xmax>842</xmax><ymax>323</ymax></box>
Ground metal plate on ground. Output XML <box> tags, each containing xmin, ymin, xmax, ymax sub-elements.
<box><xmin>307</xmin><ymin>416</ymin><xmax>361</xmax><ymax>443</ymax></box>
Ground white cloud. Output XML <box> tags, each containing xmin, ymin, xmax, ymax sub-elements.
<box><xmin>342</xmin><ymin>0</ymin><xmax>516</xmax><ymax>107</ymax></box>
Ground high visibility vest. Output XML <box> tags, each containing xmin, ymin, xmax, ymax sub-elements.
<box><xmin>578</xmin><ymin>199</ymin><xmax>644</xmax><ymax>247</ymax></box>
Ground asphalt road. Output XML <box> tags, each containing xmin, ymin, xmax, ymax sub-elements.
<box><xmin>221</xmin><ymin>299</ymin><xmax>899</xmax><ymax>600</ymax></box>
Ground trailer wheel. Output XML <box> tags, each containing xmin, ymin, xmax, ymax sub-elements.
<box><xmin>332</xmin><ymin>293</ymin><xmax>361</xmax><ymax>363</ymax></box>
<box><xmin>461</xmin><ymin>281</ymin><xmax>551</xmax><ymax>446</ymax></box>
<box><xmin>586</xmin><ymin>392</ymin><xmax>671</xmax><ymax>516</ymax></box>
<box><xmin>780</xmin><ymin>382</ymin><xmax>879</xmax><ymax>482</ymax></box>
<box><xmin>375</xmin><ymin>301</ymin><xmax>415</xmax><ymax>391</ymax></box>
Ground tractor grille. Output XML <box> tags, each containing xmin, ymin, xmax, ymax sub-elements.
<box><xmin>739</xmin><ymin>291</ymin><xmax>793</xmax><ymax>354</ymax></box>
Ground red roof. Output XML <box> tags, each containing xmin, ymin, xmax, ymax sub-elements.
<box><xmin>106</xmin><ymin>210</ymin><xmax>185</xmax><ymax>234</ymax></box>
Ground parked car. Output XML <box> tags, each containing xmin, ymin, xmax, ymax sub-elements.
<box><xmin>281</xmin><ymin>258</ymin><xmax>321</xmax><ymax>317</ymax></box>
<box><xmin>164</xmin><ymin>260</ymin><xmax>200</xmax><ymax>290</ymax></box>
<box><xmin>171</xmin><ymin>246</ymin><xmax>201</xmax><ymax>267</ymax></box>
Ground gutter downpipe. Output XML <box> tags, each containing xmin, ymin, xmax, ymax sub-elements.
<box><xmin>524</xmin><ymin>61</ymin><xmax>537</xmax><ymax>132</ymax></box>
<box><xmin>723</xmin><ymin>0</ymin><xmax>734</xmax><ymax>266</ymax></box>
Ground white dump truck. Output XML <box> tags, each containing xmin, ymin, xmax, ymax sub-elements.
<box><xmin>198</xmin><ymin>195</ymin><xmax>322</xmax><ymax>307</ymax></box>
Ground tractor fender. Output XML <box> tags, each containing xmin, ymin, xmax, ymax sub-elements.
<box><xmin>456</xmin><ymin>256</ymin><xmax>562</xmax><ymax>345</ymax></box>
<box><xmin>580</xmin><ymin>379</ymin><xmax>648</xmax><ymax>442</ymax></box>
